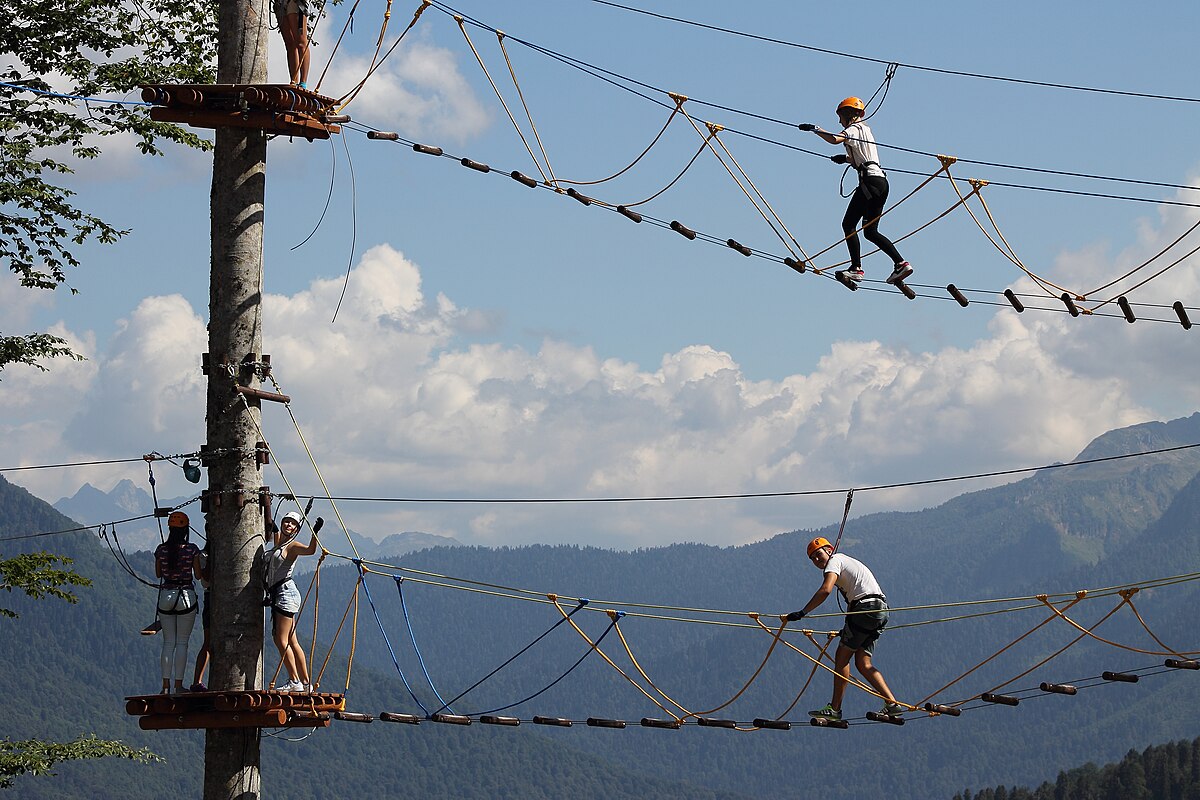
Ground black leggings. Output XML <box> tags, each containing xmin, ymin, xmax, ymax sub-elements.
<box><xmin>842</xmin><ymin>175</ymin><xmax>903</xmax><ymax>270</ymax></box>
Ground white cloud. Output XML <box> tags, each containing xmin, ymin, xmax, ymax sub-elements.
<box><xmin>5</xmin><ymin>197</ymin><xmax>1196</xmax><ymax>549</ymax></box>
<box><xmin>315</xmin><ymin>38</ymin><xmax>490</xmax><ymax>141</ymax></box>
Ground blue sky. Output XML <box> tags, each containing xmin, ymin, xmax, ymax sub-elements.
<box><xmin>3</xmin><ymin>0</ymin><xmax>1199</xmax><ymax>549</ymax></box>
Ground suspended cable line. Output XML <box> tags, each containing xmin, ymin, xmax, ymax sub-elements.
<box><xmin>275</xmin><ymin>440</ymin><xmax>1200</xmax><ymax>506</ymax></box>
<box><xmin>583</xmin><ymin>0</ymin><xmax>1200</xmax><ymax>105</ymax></box>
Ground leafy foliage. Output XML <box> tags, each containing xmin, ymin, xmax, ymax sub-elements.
<box><xmin>0</xmin><ymin>551</ymin><xmax>90</xmax><ymax>618</ymax></box>
<box><xmin>954</xmin><ymin>737</ymin><xmax>1200</xmax><ymax>800</ymax></box>
<box><xmin>0</xmin><ymin>0</ymin><xmax>217</xmax><ymax>372</ymax></box>
<box><xmin>0</xmin><ymin>735</ymin><xmax>159</xmax><ymax>790</ymax></box>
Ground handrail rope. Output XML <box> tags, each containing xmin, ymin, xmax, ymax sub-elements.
<box><xmin>313</xmin><ymin>0</ymin><xmax>367</xmax><ymax>91</ymax></box>
<box><xmin>220</xmin><ymin>365</ymin><xmax>334</xmax><ymax>561</ymax></box>
<box><xmin>616</xmin><ymin>132</ymin><xmax>712</xmax><ymax>208</ymax></box>
<box><xmin>802</xmin><ymin>158</ymin><xmax>955</xmax><ymax>269</ymax></box>
<box><xmin>265</xmin><ymin>372</ymin><xmax>361</xmax><ymax>562</ymax></box>
<box><xmin>550</xmin><ymin>596</ymin><xmax>679</xmax><ymax>719</ymax></box>
<box><xmin>314</xmin><ymin>572</ymin><xmax>360</xmax><ymax>687</ymax></box>
<box><xmin>1090</xmin><ymin>239</ymin><xmax>1200</xmax><ymax>313</ymax></box>
<box><xmin>320</xmin><ymin>548</ymin><xmax>1200</xmax><ymax>628</ymax></box>
<box><xmin>496</xmin><ymin>31</ymin><xmax>558</xmax><ymax>188</ymax></box>
<box><xmin>1081</xmin><ymin>215</ymin><xmax>1200</xmax><ymax>299</ymax></box>
<box><xmin>336</xmin><ymin>0</ymin><xmax>430</xmax><ymax>112</ymax></box>
<box><xmin>675</xmin><ymin>104</ymin><xmax>802</xmax><ymax>262</ymax></box>
<box><xmin>983</xmin><ymin>594</ymin><xmax>1132</xmax><ymax>696</ymax></box>
<box><xmin>393</xmin><ymin>566</ymin><xmax>455</xmax><ymax>711</ymax></box>
<box><xmin>359</xmin><ymin>565</ymin><xmax>431</xmax><ymax>714</ymax></box>
<box><xmin>343</xmin><ymin>0</ymin><xmax>395</xmax><ymax>105</ymax></box>
<box><xmin>918</xmin><ymin>593</ymin><xmax>1086</xmax><ymax>706</ymax></box>
<box><xmin>557</xmin><ymin>102</ymin><xmax>681</xmax><ymax>187</ymax></box>
<box><xmin>769</xmin><ymin>631</ymin><xmax>837</xmax><ymax>720</ymax></box>
<box><xmin>470</xmin><ymin>609</ymin><xmax>616</xmax><ymax>717</ymax></box>
<box><xmin>1038</xmin><ymin>592</ymin><xmax>1200</xmax><ymax>657</ymax></box>
<box><xmin>434</xmin><ymin>597</ymin><xmax>588</xmax><ymax>715</ymax></box>
<box><xmin>455</xmin><ymin>15</ymin><xmax>551</xmax><ymax>185</ymax></box>
<box><xmin>954</xmin><ymin>179</ymin><xmax>1070</xmax><ymax>299</ymax></box>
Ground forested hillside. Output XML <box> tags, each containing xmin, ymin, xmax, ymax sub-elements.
<box><xmin>953</xmin><ymin>736</ymin><xmax>1200</xmax><ymax>800</ymax></box>
<box><xmin>3</xmin><ymin>413</ymin><xmax>1200</xmax><ymax>799</ymax></box>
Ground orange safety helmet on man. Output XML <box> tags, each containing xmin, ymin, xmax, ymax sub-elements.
<box><xmin>836</xmin><ymin>96</ymin><xmax>865</xmax><ymax>116</ymax></box>
<box><xmin>167</xmin><ymin>511</ymin><xmax>189</xmax><ymax>529</ymax></box>
<box><xmin>806</xmin><ymin>536</ymin><xmax>832</xmax><ymax>558</ymax></box>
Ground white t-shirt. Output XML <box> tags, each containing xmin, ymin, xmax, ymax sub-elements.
<box><xmin>841</xmin><ymin>122</ymin><xmax>885</xmax><ymax>179</ymax></box>
<box><xmin>824</xmin><ymin>552</ymin><xmax>884</xmax><ymax>605</ymax></box>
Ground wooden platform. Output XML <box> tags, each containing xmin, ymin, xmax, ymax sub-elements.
<box><xmin>126</xmin><ymin>689</ymin><xmax>345</xmax><ymax>730</ymax></box>
<box><xmin>141</xmin><ymin>84</ymin><xmax>342</xmax><ymax>140</ymax></box>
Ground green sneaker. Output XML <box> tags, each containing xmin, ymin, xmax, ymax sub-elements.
<box><xmin>880</xmin><ymin>702</ymin><xmax>904</xmax><ymax>716</ymax></box>
<box><xmin>808</xmin><ymin>704</ymin><xmax>842</xmax><ymax>721</ymax></box>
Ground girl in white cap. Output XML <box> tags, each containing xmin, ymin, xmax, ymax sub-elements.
<box><xmin>267</xmin><ymin>511</ymin><xmax>319</xmax><ymax>692</ymax></box>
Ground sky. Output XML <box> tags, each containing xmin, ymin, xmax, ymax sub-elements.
<box><xmin>2</xmin><ymin>0</ymin><xmax>1199</xmax><ymax>551</ymax></box>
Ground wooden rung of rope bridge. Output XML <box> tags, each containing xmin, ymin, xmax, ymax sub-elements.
<box><xmin>141</xmin><ymin>84</ymin><xmax>346</xmax><ymax>140</ymax></box>
<box><xmin>125</xmin><ymin>688</ymin><xmax>345</xmax><ymax>730</ymax></box>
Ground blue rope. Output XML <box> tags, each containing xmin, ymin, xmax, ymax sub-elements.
<box><xmin>433</xmin><ymin>598</ymin><xmax>588</xmax><ymax>715</ymax></box>
<box><xmin>470</xmin><ymin>614</ymin><xmax>619</xmax><ymax>717</ymax></box>
<box><xmin>357</xmin><ymin>563</ymin><xmax>429</xmax><ymax>714</ymax></box>
<box><xmin>395</xmin><ymin>574</ymin><xmax>456</xmax><ymax>715</ymax></box>
<box><xmin>0</xmin><ymin>80</ymin><xmax>152</xmax><ymax>107</ymax></box>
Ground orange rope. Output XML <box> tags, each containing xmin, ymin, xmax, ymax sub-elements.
<box><xmin>768</xmin><ymin>630</ymin><xmax>837</xmax><ymax>721</ymax></box>
<box><xmin>1039</xmin><ymin>590</ymin><xmax>1200</xmax><ymax>657</ymax></box>
<box><xmin>919</xmin><ymin>592</ymin><xmax>1087</xmax><ymax>706</ymax></box>
<box><xmin>315</xmin><ymin>573</ymin><xmax>361</xmax><ymax>686</ymax></box>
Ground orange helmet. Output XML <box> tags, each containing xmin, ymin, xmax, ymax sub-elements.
<box><xmin>836</xmin><ymin>96</ymin><xmax>865</xmax><ymax>116</ymax></box>
<box><xmin>806</xmin><ymin>536</ymin><xmax>832</xmax><ymax>558</ymax></box>
<box><xmin>168</xmin><ymin>511</ymin><xmax>190</xmax><ymax>529</ymax></box>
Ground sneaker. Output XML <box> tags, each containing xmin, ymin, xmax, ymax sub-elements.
<box><xmin>886</xmin><ymin>261</ymin><xmax>913</xmax><ymax>285</ymax></box>
<box><xmin>190</xmin><ymin>683</ymin><xmax>207</xmax><ymax>693</ymax></box>
<box><xmin>881</xmin><ymin>701</ymin><xmax>905</xmax><ymax>716</ymax></box>
<box><xmin>284</xmin><ymin>679</ymin><xmax>306</xmax><ymax>693</ymax></box>
<box><xmin>808</xmin><ymin>704</ymin><xmax>843</xmax><ymax>721</ymax></box>
<box><xmin>140</xmin><ymin>620</ymin><xmax>161</xmax><ymax>636</ymax></box>
<box><xmin>835</xmin><ymin>268</ymin><xmax>864</xmax><ymax>290</ymax></box>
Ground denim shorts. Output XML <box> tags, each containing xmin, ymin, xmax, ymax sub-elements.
<box><xmin>271</xmin><ymin>580</ymin><xmax>302</xmax><ymax>617</ymax></box>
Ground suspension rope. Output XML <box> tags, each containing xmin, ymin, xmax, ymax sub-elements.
<box><xmin>550</xmin><ymin>596</ymin><xmax>679</xmax><ymax>720</ymax></box>
<box><xmin>497</xmin><ymin>31</ymin><xmax>559</xmax><ymax>188</ymax></box>
<box><xmin>616</xmin><ymin>124</ymin><xmax>713</xmax><ymax>208</ymax></box>
<box><xmin>769</xmin><ymin>630</ymin><xmax>837</xmax><ymax>721</ymax></box>
<box><xmin>456</xmin><ymin>15</ymin><xmax>552</xmax><ymax>185</ymax></box>
<box><xmin>1038</xmin><ymin>591</ymin><xmax>1200</xmax><ymax>657</ymax></box>
<box><xmin>392</xmin><ymin>567</ymin><xmax>455</xmax><ymax>712</ymax></box>
<box><xmin>335</xmin><ymin>0</ymin><xmax>431</xmax><ymax>112</ymax></box>
<box><xmin>558</xmin><ymin>103</ymin><xmax>682</xmax><ymax>187</ymax></box>
<box><xmin>360</xmin><ymin>566</ymin><xmax>431</xmax><ymax>714</ymax></box>
<box><xmin>435</xmin><ymin>598</ymin><xmax>588</xmax><ymax>715</ymax></box>
<box><xmin>470</xmin><ymin>607</ymin><xmax>616</xmax><ymax>717</ymax></box>
<box><xmin>918</xmin><ymin>592</ymin><xmax>1087</xmax><ymax>706</ymax></box>
<box><xmin>314</xmin><ymin>571</ymin><xmax>360</xmax><ymax>689</ymax></box>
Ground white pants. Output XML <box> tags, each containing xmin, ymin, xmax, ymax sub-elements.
<box><xmin>160</xmin><ymin>610</ymin><xmax>197</xmax><ymax>682</ymax></box>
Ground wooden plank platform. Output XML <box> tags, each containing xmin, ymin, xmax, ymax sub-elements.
<box><xmin>141</xmin><ymin>84</ymin><xmax>342</xmax><ymax>140</ymax></box>
<box><xmin>125</xmin><ymin>689</ymin><xmax>344</xmax><ymax>730</ymax></box>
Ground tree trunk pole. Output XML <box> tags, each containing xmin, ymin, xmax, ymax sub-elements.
<box><xmin>203</xmin><ymin>0</ymin><xmax>270</xmax><ymax>795</ymax></box>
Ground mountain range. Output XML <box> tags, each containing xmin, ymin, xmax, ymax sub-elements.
<box><xmin>3</xmin><ymin>411</ymin><xmax>1199</xmax><ymax>798</ymax></box>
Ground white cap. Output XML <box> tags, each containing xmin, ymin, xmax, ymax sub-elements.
<box><xmin>281</xmin><ymin>511</ymin><xmax>303</xmax><ymax>526</ymax></box>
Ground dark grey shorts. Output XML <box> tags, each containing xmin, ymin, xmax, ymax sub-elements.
<box><xmin>839</xmin><ymin>599</ymin><xmax>888</xmax><ymax>654</ymax></box>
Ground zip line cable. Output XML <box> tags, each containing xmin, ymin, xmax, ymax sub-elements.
<box><xmin>583</xmin><ymin>0</ymin><xmax>1200</xmax><ymax>106</ymax></box>
<box><xmin>262</xmin><ymin>440</ymin><xmax>1200</xmax><ymax>505</ymax></box>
